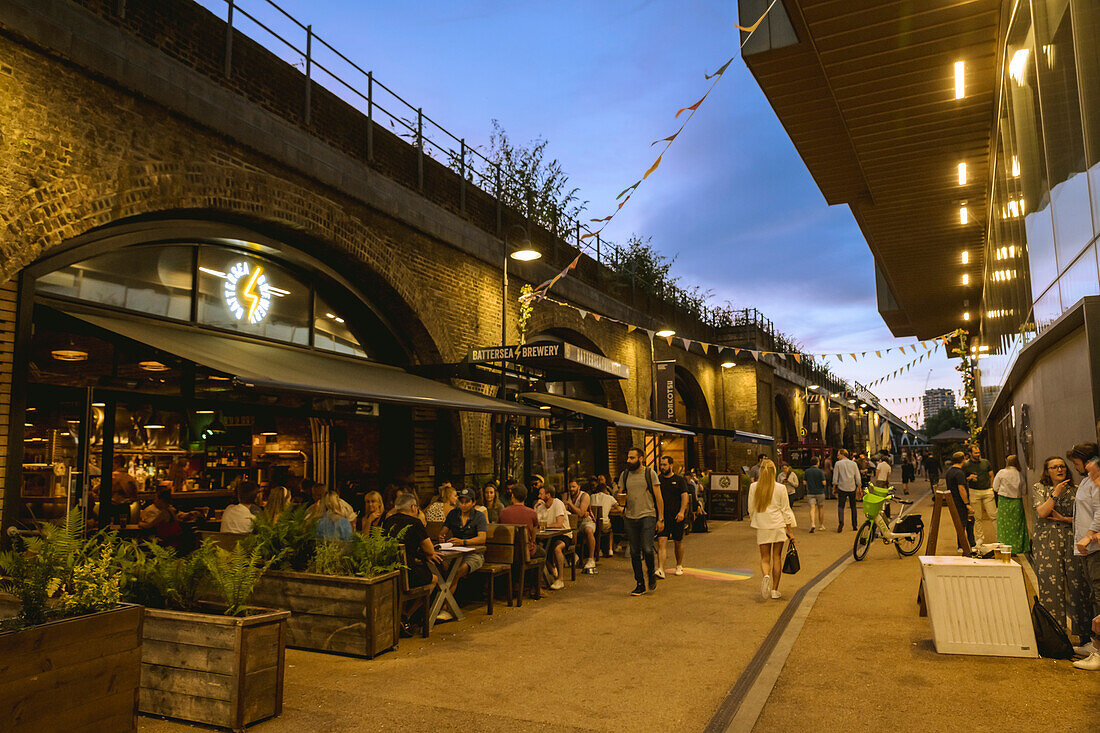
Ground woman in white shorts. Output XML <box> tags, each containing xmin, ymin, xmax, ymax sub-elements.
<box><xmin>749</xmin><ymin>459</ymin><xmax>796</xmax><ymax>600</ymax></box>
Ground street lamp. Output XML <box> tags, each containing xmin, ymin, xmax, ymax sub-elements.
<box><xmin>500</xmin><ymin>224</ymin><xmax>540</xmax><ymax>485</ymax></box>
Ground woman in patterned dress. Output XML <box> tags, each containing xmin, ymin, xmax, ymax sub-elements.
<box><xmin>1032</xmin><ymin>456</ymin><xmax>1092</xmax><ymax>639</ymax></box>
<box><xmin>993</xmin><ymin>454</ymin><xmax>1029</xmax><ymax>553</ymax></box>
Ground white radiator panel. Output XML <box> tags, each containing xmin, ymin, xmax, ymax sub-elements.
<box><xmin>920</xmin><ymin>556</ymin><xmax>1038</xmax><ymax>657</ymax></box>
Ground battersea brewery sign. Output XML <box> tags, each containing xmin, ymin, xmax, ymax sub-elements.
<box><xmin>469</xmin><ymin>343</ymin><xmax>563</xmax><ymax>362</ymax></box>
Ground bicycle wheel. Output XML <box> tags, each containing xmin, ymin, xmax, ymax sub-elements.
<box><xmin>853</xmin><ymin>520</ymin><xmax>874</xmax><ymax>561</ymax></box>
<box><xmin>894</xmin><ymin>523</ymin><xmax>925</xmax><ymax>557</ymax></box>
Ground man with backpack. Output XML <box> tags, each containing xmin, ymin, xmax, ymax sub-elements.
<box><xmin>616</xmin><ymin>447</ymin><xmax>664</xmax><ymax>596</ymax></box>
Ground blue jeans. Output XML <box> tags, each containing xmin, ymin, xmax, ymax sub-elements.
<box><xmin>624</xmin><ymin>515</ymin><xmax>656</xmax><ymax>585</ymax></box>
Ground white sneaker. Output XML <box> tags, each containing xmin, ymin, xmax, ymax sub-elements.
<box><xmin>436</xmin><ymin>608</ymin><xmax>454</xmax><ymax>622</ymax></box>
<box><xmin>1072</xmin><ymin>652</ymin><xmax>1100</xmax><ymax>670</ymax></box>
<box><xmin>1074</xmin><ymin>642</ymin><xmax>1097</xmax><ymax>657</ymax></box>
<box><xmin>674</xmin><ymin>566</ymin><xmax>683</xmax><ymax>576</ymax></box>
<box><xmin>761</xmin><ymin>574</ymin><xmax>772</xmax><ymax>600</ymax></box>
<box><xmin>654</xmin><ymin>568</ymin><xmax>666</xmax><ymax>579</ymax></box>
<box><xmin>550</xmin><ymin>579</ymin><xmax>565</xmax><ymax>590</ymax></box>
<box><xmin>542</xmin><ymin>565</ymin><xmax>554</xmax><ymax>585</ymax></box>
<box><xmin>583</xmin><ymin>558</ymin><xmax>596</xmax><ymax>570</ymax></box>
<box><xmin>770</xmin><ymin>590</ymin><xmax>782</xmax><ymax>599</ymax></box>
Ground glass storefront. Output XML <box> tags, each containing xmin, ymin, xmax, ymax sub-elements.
<box><xmin>979</xmin><ymin>0</ymin><xmax>1100</xmax><ymax>386</ymax></box>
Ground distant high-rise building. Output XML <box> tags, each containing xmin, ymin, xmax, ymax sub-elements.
<box><xmin>923</xmin><ymin>388</ymin><xmax>955</xmax><ymax>420</ymax></box>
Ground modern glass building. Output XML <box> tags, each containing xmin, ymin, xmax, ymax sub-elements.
<box><xmin>739</xmin><ymin>0</ymin><xmax>1100</xmax><ymax>481</ymax></box>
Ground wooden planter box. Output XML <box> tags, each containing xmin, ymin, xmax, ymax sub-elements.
<box><xmin>251</xmin><ymin>569</ymin><xmax>400</xmax><ymax>658</ymax></box>
<box><xmin>0</xmin><ymin>604</ymin><xmax>144</xmax><ymax>732</ymax></box>
<box><xmin>140</xmin><ymin>605</ymin><xmax>290</xmax><ymax>732</ymax></box>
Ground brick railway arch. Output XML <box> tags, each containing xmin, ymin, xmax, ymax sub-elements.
<box><xmin>668</xmin><ymin>364</ymin><xmax>715</xmax><ymax>473</ymax></box>
<box><xmin>0</xmin><ymin>163</ymin><xmax>456</xmax><ymax>366</ymax></box>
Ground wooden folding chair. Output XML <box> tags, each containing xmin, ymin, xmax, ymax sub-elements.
<box><xmin>474</xmin><ymin>523</ymin><xmax>515</xmax><ymax>614</ymax></box>
<box><xmin>398</xmin><ymin>547</ymin><xmax>432</xmax><ymax>638</ymax></box>
<box><xmin>510</xmin><ymin>524</ymin><xmax>541</xmax><ymax>606</ymax></box>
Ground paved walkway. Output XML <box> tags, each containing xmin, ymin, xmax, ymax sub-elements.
<box><xmin>139</xmin><ymin>480</ymin><xmax>1097</xmax><ymax>732</ymax></box>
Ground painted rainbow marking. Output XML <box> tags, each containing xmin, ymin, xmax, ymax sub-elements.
<box><xmin>678</xmin><ymin>567</ymin><xmax>753</xmax><ymax>581</ymax></box>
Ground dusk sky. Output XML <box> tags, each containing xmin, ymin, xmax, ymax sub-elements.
<box><xmin>206</xmin><ymin>0</ymin><xmax>973</xmax><ymax>426</ymax></box>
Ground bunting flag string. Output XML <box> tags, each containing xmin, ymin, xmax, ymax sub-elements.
<box><xmin>528</xmin><ymin>293</ymin><xmax>957</xmax><ymax>369</ymax></box>
<box><xmin>524</xmin><ymin>2</ymin><xmax>779</xmax><ymax>303</ymax></box>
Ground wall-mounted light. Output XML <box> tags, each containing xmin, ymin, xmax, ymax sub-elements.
<box><xmin>139</xmin><ymin>361</ymin><xmax>169</xmax><ymax>372</ymax></box>
<box><xmin>721</xmin><ymin>361</ymin><xmax>735</xmax><ymax>369</ymax></box>
<box><xmin>655</xmin><ymin>329</ymin><xmax>675</xmax><ymax>338</ymax></box>
<box><xmin>51</xmin><ymin>348</ymin><xmax>88</xmax><ymax>362</ymax></box>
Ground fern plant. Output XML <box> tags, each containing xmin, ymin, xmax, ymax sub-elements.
<box><xmin>308</xmin><ymin>539</ymin><xmax>350</xmax><ymax>576</ymax></box>
<box><xmin>202</xmin><ymin>540</ymin><xmax>275</xmax><ymax>616</ymax></box>
<box><xmin>246</xmin><ymin>503</ymin><xmax>314</xmax><ymax>570</ymax></box>
<box><xmin>345</xmin><ymin>528</ymin><xmax>402</xmax><ymax>579</ymax></box>
<box><xmin>118</xmin><ymin>540</ymin><xmax>208</xmax><ymax>612</ymax></box>
<box><xmin>0</xmin><ymin>508</ymin><xmax>122</xmax><ymax>628</ymax></box>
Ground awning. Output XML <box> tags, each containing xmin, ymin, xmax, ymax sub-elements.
<box><xmin>66</xmin><ymin>309</ymin><xmax>544</xmax><ymax>417</ymax></box>
<box><xmin>519</xmin><ymin>392</ymin><xmax>694</xmax><ymax>436</ymax></box>
<box><xmin>664</xmin><ymin>423</ymin><xmax>774</xmax><ymax>446</ymax></box>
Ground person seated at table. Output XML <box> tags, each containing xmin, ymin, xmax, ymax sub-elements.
<box><xmin>437</xmin><ymin>487</ymin><xmax>487</xmax><ymax>620</ymax></box>
<box><xmin>385</xmin><ymin>492</ymin><xmax>442</xmax><ymax>585</ymax></box>
<box><xmin>386</xmin><ymin>486</ymin><xmax>427</xmax><ymax>524</ymax></box>
<box><xmin>110</xmin><ymin>454</ymin><xmax>139</xmax><ymax>526</ymax></box>
<box><xmin>481</xmin><ymin>481</ymin><xmax>505</xmax><ymax>523</ymax></box>
<box><xmin>526</xmin><ymin>474</ymin><xmax>545</xmax><ymax>509</ymax></box>
<box><xmin>139</xmin><ymin>488</ymin><xmax>200</xmax><ymax>550</ymax></box>
<box><xmin>424</xmin><ymin>482</ymin><xmax>456</xmax><ymax>522</ymax></box>
<box><xmin>263</xmin><ymin>486</ymin><xmax>292</xmax><ymax>522</ymax></box>
<box><xmin>220</xmin><ymin>482</ymin><xmax>260</xmax><ymax>534</ymax></box>
<box><xmin>499</xmin><ymin>484</ymin><xmax>544</xmax><ymax>563</ymax></box>
<box><xmin>305</xmin><ymin>482</ymin><xmax>356</xmax><ymax>523</ymax></box>
<box><xmin>315</xmin><ymin>490</ymin><xmax>354</xmax><ymax>541</ymax></box>
<box><xmin>588</xmin><ymin>481</ymin><xmax>621</xmax><ymax>557</ymax></box>
<box><xmin>563</xmin><ymin>479</ymin><xmax>596</xmax><ymax>571</ymax></box>
<box><xmin>360</xmin><ymin>490</ymin><xmax>385</xmax><ymax>533</ymax></box>
<box><xmin>535</xmin><ymin>484</ymin><xmax>572</xmax><ymax>590</ymax></box>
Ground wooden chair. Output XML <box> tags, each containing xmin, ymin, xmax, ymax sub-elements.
<box><xmin>426</xmin><ymin>521</ymin><xmax>445</xmax><ymax>542</ymax></box>
<box><xmin>509</xmin><ymin>524</ymin><xmax>541</xmax><ymax>606</ymax></box>
<box><xmin>474</xmin><ymin>523</ymin><xmax>515</xmax><ymax>615</ymax></box>
<box><xmin>398</xmin><ymin>547</ymin><xmax>432</xmax><ymax>638</ymax></box>
<box><xmin>565</xmin><ymin>515</ymin><xmax>579</xmax><ymax>581</ymax></box>
<box><xmin>592</xmin><ymin>506</ymin><xmax>604</xmax><ymax>563</ymax></box>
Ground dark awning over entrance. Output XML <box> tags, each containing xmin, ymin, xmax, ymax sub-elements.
<box><xmin>519</xmin><ymin>393</ymin><xmax>694</xmax><ymax>436</ymax></box>
<box><xmin>663</xmin><ymin>423</ymin><xmax>774</xmax><ymax>446</ymax></box>
<box><xmin>68</xmin><ymin>309</ymin><xmax>544</xmax><ymax>417</ymax></box>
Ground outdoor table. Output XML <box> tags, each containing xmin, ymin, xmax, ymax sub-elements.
<box><xmin>426</xmin><ymin>545</ymin><xmax>485</xmax><ymax>631</ymax></box>
<box><xmin>535</xmin><ymin>527</ymin><xmax>573</xmax><ymax>584</ymax></box>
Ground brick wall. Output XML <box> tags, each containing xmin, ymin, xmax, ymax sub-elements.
<box><xmin>0</xmin><ymin>281</ymin><xmax>15</xmax><ymax>511</ymax></box>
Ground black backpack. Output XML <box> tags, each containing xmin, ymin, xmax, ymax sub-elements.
<box><xmin>1031</xmin><ymin>597</ymin><xmax>1074</xmax><ymax>659</ymax></box>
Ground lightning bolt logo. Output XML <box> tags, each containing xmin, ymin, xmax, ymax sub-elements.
<box><xmin>243</xmin><ymin>265</ymin><xmax>264</xmax><ymax>323</ymax></box>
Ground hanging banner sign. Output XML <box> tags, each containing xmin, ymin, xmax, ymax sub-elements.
<box><xmin>469</xmin><ymin>343</ymin><xmax>563</xmax><ymax>362</ymax></box>
<box><xmin>468</xmin><ymin>342</ymin><xmax>629</xmax><ymax>379</ymax></box>
<box><xmin>654</xmin><ymin>360</ymin><xmax>677</xmax><ymax>423</ymax></box>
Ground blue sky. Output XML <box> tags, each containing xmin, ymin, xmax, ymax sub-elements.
<box><xmin>209</xmin><ymin>0</ymin><xmax>961</xmax><ymax>426</ymax></box>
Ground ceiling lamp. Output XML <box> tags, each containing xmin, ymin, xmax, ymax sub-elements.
<box><xmin>954</xmin><ymin>61</ymin><xmax>965</xmax><ymax>99</ymax></box>
<box><xmin>963</xmin><ymin>311</ymin><xmax>970</xmax><ymax>321</ymax></box>
<box><xmin>721</xmin><ymin>361</ymin><xmax>735</xmax><ymax>369</ymax></box>
<box><xmin>848</xmin><ymin>398</ymin><xmax>857</xmax><ymax>404</ymax></box>
<box><xmin>959</xmin><ymin>205</ymin><xmax>968</xmax><ymax>225</ymax></box>
<box><xmin>961</xmin><ymin>250</ymin><xmax>969</xmax><ymax>264</ymax></box>
<box><xmin>195</xmin><ymin>409</ymin><xmax>215</xmax><ymax>415</ymax></box>
<box><xmin>539</xmin><ymin>405</ymin><xmax>551</xmax><ymax>410</ymax></box>
<box><xmin>655</xmin><ymin>329</ymin><xmax>676</xmax><ymax>338</ymax></box>
<box><xmin>957</xmin><ymin>162</ymin><xmax>967</xmax><ymax>185</ymax></box>
<box><xmin>830</xmin><ymin>393</ymin><xmax>840</xmax><ymax>398</ymax></box>
<box><xmin>139</xmin><ymin>361</ymin><xmax>170</xmax><ymax>372</ymax></box>
<box><xmin>962</xmin><ymin>274</ymin><xmax>970</xmax><ymax>285</ymax></box>
<box><xmin>256</xmin><ymin>415</ymin><xmax>278</xmax><ymax>436</ymax></box>
<box><xmin>808</xmin><ymin>384</ymin><xmax>820</xmax><ymax>390</ymax></box>
<box><xmin>51</xmin><ymin>348</ymin><xmax>88</xmax><ymax>362</ymax></box>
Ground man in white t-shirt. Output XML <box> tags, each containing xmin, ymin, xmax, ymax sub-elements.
<box><xmin>832</xmin><ymin>449</ymin><xmax>862</xmax><ymax>532</ymax></box>
<box><xmin>535</xmin><ymin>485</ymin><xmax>572</xmax><ymax>590</ymax></box>
<box><xmin>220</xmin><ymin>482</ymin><xmax>260</xmax><ymax>534</ymax></box>
<box><xmin>874</xmin><ymin>455</ymin><xmax>892</xmax><ymax>486</ymax></box>
<box><xmin>589</xmin><ymin>485</ymin><xmax>621</xmax><ymax>557</ymax></box>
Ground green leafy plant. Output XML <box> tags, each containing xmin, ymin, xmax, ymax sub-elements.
<box><xmin>246</xmin><ymin>503</ymin><xmax>315</xmax><ymax>571</ymax></box>
<box><xmin>345</xmin><ymin>528</ymin><xmax>402</xmax><ymax>579</ymax></box>
<box><xmin>307</xmin><ymin>539</ymin><xmax>349</xmax><ymax>575</ymax></box>
<box><xmin>203</xmin><ymin>540</ymin><xmax>276</xmax><ymax>617</ymax></box>
<box><xmin>0</xmin><ymin>508</ymin><xmax>121</xmax><ymax>628</ymax></box>
<box><xmin>119</xmin><ymin>540</ymin><xmax>208</xmax><ymax>612</ymax></box>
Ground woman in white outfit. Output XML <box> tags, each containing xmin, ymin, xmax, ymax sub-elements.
<box><xmin>749</xmin><ymin>459</ymin><xmax>796</xmax><ymax>600</ymax></box>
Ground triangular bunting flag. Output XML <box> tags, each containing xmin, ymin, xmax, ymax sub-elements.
<box><xmin>675</xmin><ymin>93</ymin><xmax>708</xmax><ymax>118</ymax></box>
<box><xmin>627</xmin><ymin>325</ymin><xmax>637</xmax><ymax>334</ymax></box>
<box><xmin>705</xmin><ymin>58</ymin><xmax>734</xmax><ymax>80</ymax></box>
<box><xmin>591</xmin><ymin>313</ymin><xmax>601</xmax><ymax>322</ymax></box>
<box><xmin>681</xmin><ymin>338</ymin><xmax>693</xmax><ymax>351</ymax></box>
<box><xmin>650</xmin><ymin>133</ymin><xmax>678</xmax><ymax>147</ymax></box>
<box><xmin>875</xmin><ymin>351</ymin><xmax>881</xmax><ymax>358</ymax></box>
<box><xmin>665</xmin><ymin>335</ymin><xmax>674</xmax><ymax>346</ymax></box>
<box><xmin>792</xmin><ymin>353</ymin><xmax>802</xmax><ymax>364</ymax></box>
<box><xmin>643</xmin><ymin>154</ymin><xmax>663</xmax><ymax>179</ymax></box>
<box><xmin>837</xmin><ymin>354</ymin><xmax>843</xmax><ymax>362</ymax></box>
<box><xmin>616</xmin><ymin>181</ymin><xmax>641</xmax><ymax>200</ymax></box>
<box><xmin>577</xmin><ymin>309</ymin><xmax>588</xmax><ymax>320</ymax></box>
<box><xmin>850</xmin><ymin>353</ymin><xmax>857</xmax><ymax>361</ymax></box>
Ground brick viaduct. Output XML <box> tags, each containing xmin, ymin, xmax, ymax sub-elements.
<box><xmin>0</xmin><ymin>0</ymin><xmax>884</xmax><ymax>515</ymax></box>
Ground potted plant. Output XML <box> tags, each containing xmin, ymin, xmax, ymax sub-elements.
<box><xmin>0</xmin><ymin>509</ymin><xmax>144</xmax><ymax>732</ymax></box>
<box><xmin>247</xmin><ymin>509</ymin><xmax>403</xmax><ymax>658</ymax></box>
<box><xmin>122</xmin><ymin>539</ymin><xmax>289</xmax><ymax>732</ymax></box>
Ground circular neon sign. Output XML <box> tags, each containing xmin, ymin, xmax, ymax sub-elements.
<box><xmin>224</xmin><ymin>261</ymin><xmax>272</xmax><ymax>325</ymax></box>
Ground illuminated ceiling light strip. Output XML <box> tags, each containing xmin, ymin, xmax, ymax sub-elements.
<box><xmin>961</xmin><ymin>250</ymin><xmax>969</xmax><ymax>264</ymax></box>
<box><xmin>199</xmin><ymin>267</ymin><xmax>227</xmax><ymax>278</ymax></box>
<box><xmin>957</xmin><ymin>162</ymin><xmax>967</xmax><ymax>185</ymax></box>
<box><xmin>962</xmin><ymin>273</ymin><xmax>970</xmax><ymax>285</ymax></box>
<box><xmin>960</xmin><ymin>205</ymin><xmax>968</xmax><ymax>225</ymax></box>
<box><xmin>954</xmin><ymin>61</ymin><xmax>965</xmax><ymax>99</ymax></box>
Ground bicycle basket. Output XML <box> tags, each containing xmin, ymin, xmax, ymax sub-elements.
<box><xmin>893</xmin><ymin>514</ymin><xmax>923</xmax><ymax>534</ymax></box>
<box><xmin>867</xmin><ymin>484</ymin><xmax>891</xmax><ymax>497</ymax></box>
<box><xmin>862</xmin><ymin>493</ymin><xmax>888</xmax><ymax>519</ymax></box>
